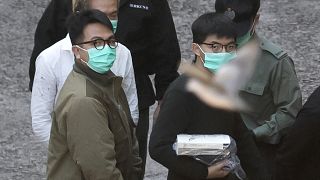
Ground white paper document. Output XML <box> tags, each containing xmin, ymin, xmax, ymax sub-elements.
<box><xmin>175</xmin><ymin>134</ymin><xmax>231</xmax><ymax>155</ymax></box>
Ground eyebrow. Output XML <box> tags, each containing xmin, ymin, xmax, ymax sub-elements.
<box><xmin>90</xmin><ymin>35</ymin><xmax>114</xmax><ymax>41</ymax></box>
<box><xmin>209</xmin><ymin>41</ymin><xmax>236</xmax><ymax>45</ymax></box>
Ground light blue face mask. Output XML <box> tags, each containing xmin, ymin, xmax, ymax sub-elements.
<box><xmin>198</xmin><ymin>45</ymin><xmax>236</xmax><ymax>73</ymax></box>
<box><xmin>236</xmin><ymin>30</ymin><xmax>253</xmax><ymax>48</ymax></box>
<box><xmin>236</xmin><ymin>20</ymin><xmax>256</xmax><ymax>48</ymax></box>
<box><xmin>77</xmin><ymin>45</ymin><xmax>116</xmax><ymax>74</ymax></box>
<box><xmin>110</xmin><ymin>20</ymin><xmax>118</xmax><ymax>33</ymax></box>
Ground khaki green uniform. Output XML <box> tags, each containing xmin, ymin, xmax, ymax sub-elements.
<box><xmin>240</xmin><ymin>34</ymin><xmax>302</xmax><ymax>145</ymax></box>
<box><xmin>47</xmin><ymin>63</ymin><xmax>142</xmax><ymax>180</ymax></box>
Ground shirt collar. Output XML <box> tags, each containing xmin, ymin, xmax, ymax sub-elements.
<box><xmin>61</xmin><ymin>34</ymin><xmax>72</xmax><ymax>51</ymax></box>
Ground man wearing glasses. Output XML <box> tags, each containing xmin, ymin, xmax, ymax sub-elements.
<box><xmin>149</xmin><ymin>12</ymin><xmax>267</xmax><ymax>180</ymax></box>
<box><xmin>31</xmin><ymin>0</ymin><xmax>139</xmax><ymax>143</ymax></box>
<box><xmin>47</xmin><ymin>9</ymin><xmax>142</xmax><ymax>179</ymax></box>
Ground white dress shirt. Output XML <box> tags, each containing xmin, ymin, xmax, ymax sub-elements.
<box><xmin>31</xmin><ymin>35</ymin><xmax>139</xmax><ymax>142</ymax></box>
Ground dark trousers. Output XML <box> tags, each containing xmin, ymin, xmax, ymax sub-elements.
<box><xmin>136</xmin><ymin>107</ymin><xmax>150</xmax><ymax>179</ymax></box>
<box><xmin>256</xmin><ymin>142</ymin><xmax>278</xmax><ymax>178</ymax></box>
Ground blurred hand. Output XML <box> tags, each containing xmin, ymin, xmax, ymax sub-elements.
<box><xmin>207</xmin><ymin>160</ymin><xmax>230</xmax><ymax>179</ymax></box>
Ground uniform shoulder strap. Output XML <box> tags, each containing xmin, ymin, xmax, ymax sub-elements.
<box><xmin>259</xmin><ymin>36</ymin><xmax>287</xmax><ymax>59</ymax></box>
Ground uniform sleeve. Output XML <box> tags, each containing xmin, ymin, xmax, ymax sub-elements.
<box><xmin>234</xmin><ymin>113</ymin><xmax>269</xmax><ymax>180</ymax></box>
<box><xmin>29</xmin><ymin>0</ymin><xmax>70</xmax><ymax>91</ymax></box>
<box><xmin>150</xmin><ymin>0</ymin><xmax>181</xmax><ymax>100</ymax></box>
<box><xmin>31</xmin><ymin>54</ymin><xmax>57</xmax><ymax>142</ymax></box>
<box><xmin>253</xmin><ymin>56</ymin><xmax>302</xmax><ymax>143</ymax></box>
<box><xmin>66</xmin><ymin>97</ymin><xmax>123</xmax><ymax>180</ymax></box>
<box><xmin>121</xmin><ymin>49</ymin><xmax>139</xmax><ymax>125</ymax></box>
<box><xmin>149</xmin><ymin>91</ymin><xmax>208</xmax><ymax>179</ymax></box>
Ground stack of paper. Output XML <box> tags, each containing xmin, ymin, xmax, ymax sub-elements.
<box><xmin>176</xmin><ymin>134</ymin><xmax>231</xmax><ymax>156</ymax></box>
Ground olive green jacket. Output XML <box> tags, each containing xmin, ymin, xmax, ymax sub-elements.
<box><xmin>47</xmin><ymin>62</ymin><xmax>142</xmax><ymax>180</ymax></box>
<box><xmin>240</xmin><ymin>34</ymin><xmax>302</xmax><ymax>144</ymax></box>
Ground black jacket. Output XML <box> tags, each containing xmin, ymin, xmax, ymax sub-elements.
<box><xmin>29</xmin><ymin>0</ymin><xmax>181</xmax><ymax>108</ymax></box>
<box><xmin>149</xmin><ymin>75</ymin><xmax>268</xmax><ymax>180</ymax></box>
<box><xmin>275</xmin><ymin>86</ymin><xmax>320</xmax><ymax>180</ymax></box>
<box><xmin>29</xmin><ymin>0</ymin><xmax>71</xmax><ymax>90</ymax></box>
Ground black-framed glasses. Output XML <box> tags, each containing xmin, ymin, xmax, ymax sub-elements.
<box><xmin>75</xmin><ymin>36</ymin><xmax>118</xmax><ymax>50</ymax></box>
<box><xmin>200</xmin><ymin>42</ymin><xmax>237</xmax><ymax>53</ymax></box>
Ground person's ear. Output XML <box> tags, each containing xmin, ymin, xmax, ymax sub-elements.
<box><xmin>192</xmin><ymin>43</ymin><xmax>202</xmax><ymax>57</ymax></box>
<box><xmin>254</xmin><ymin>14</ymin><xmax>260</xmax><ymax>26</ymax></box>
<box><xmin>72</xmin><ymin>46</ymin><xmax>81</xmax><ymax>60</ymax></box>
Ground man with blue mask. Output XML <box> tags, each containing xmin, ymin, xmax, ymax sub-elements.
<box><xmin>47</xmin><ymin>9</ymin><xmax>142</xmax><ymax>179</ymax></box>
<box><xmin>215</xmin><ymin>0</ymin><xmax>302</xmax><ymax>176</ymax></box>
<box><xmin>30</xmin><ymin>1</ymin><xmax>180</xmax><ymax>177</ymax></box>
<box><xmin>31</xmin><ymin>0</ymin><xmax>139</xmax><ymax>148</ymax></box>
<box><xmin>192</xmin><ymin>36</ymin><xmax>237</xmax><ymax>73</ymax></box>
<box><xmin>149</xmin><ymin>13</ymin><xmax>268</xmax><ymax>180</ymax></box>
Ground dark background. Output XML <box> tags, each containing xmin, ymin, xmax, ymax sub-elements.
<box><xmin>0</xmin><ymin>0</ymin><xmax>319</xmax><ymax>179</ymax></box>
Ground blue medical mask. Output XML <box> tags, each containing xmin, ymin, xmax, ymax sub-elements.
<box><xmin>110</xmin><ymin>20</ymin><xmax>118</xmax><ymax>33</ymax></box>
<box><xmin>236</xmin><ymin>30</ymin><xmax>252</xmax><ymax>48</ymax></box>
<box><xmin>198</xmin><ymin>45</ymin><xmax>236</xmax><ymax>73</ymax></box>
<box><xmin>236</xmin><ymin>20</ymin><xmax>256</xmax><ymax>48</ymax></box>
<box><xmin>77</xmin><ymin>45</ymin><xmax>116</xmax><ymax>74</ymax></box>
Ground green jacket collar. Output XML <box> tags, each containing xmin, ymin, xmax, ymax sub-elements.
<box><xmin>73</xmin><ymin>61</ymin><xmax>123</xmax><ymax>91</ymax></box>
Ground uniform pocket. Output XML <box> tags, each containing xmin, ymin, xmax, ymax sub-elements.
<box><xmin>241</xmin><ymin>82</ymin><xmax>265</xmax><ymax>96</ymax></box>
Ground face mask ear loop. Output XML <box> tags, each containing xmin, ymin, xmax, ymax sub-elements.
<box><xmin>196</xmin><ymin>44</ymin><xmax>206</xmax><ymax>64</ymax></box>
<box><xmin>79</xmin><ymin>58</ymin><xmax>89</xmax><ymax>65</ymax></box>
<box><xmin>74</xmin><ymin>45</ymin><xmax>88</xmax><ymax>52</ymax></box>
<box><xmin>250</xmin><ymin>18</ymin><xmax>257</xmax><ymax>36</ymax></box>
<box><xmin>199</xmin><ymin>56</ymin><xmax>205</xmax><ymax>64</ymax></box>
<box><xmin>73</xmin><ymin>45</ymin><xmax>89</xmax><ymax>65</ymax></box>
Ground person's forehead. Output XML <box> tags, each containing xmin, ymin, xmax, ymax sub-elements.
<box><xmin>204</xmin><ymin>34</ymin><xmax>235</xmax><ymax>44</ymax></box>
<box><xmin>82</xmin><ymin>22</ymin><xmax>113</xmax><ymax>40</ymax></box>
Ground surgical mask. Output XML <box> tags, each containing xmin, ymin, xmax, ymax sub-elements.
<box><xmin>236</xmin><ymin>19</ymin><xmax>256</xmax><ymax>48</ymax></box>
<box><xmin>110</xmin><ymin>20</ymin><xmax>118</xmax><ymax>33</ymax></box>
<box><xmin>77</xmin><ymin>46</ymin><xmax>116</xmax><ymax>74</ymax></box>
<box><xmin>198</xmin><ymin>45</ymin><xmax>236</xmax><ymax>73</ymax></box>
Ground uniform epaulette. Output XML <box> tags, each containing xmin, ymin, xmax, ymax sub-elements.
<box><xmin>259</xmin><ymin>37</ymin><xmax>287</xmax><ymax>59</ymax></box>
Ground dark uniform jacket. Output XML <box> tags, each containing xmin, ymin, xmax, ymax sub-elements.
<box><xmin>275</xmin><ymin>86</ymin><xmax>320</xmax><ymax>180</ymax></box>
<box><xmin>47</xmin><ymin>62</ymin><xmax>142</xmax><ymax>179</ymax></box>
<box><xmin>29</xmin><ymin>0</ymin><xmax>181</xmax><ymax>108</ymax></box>
<box><xmin>149</xmin><ymin>75</ymin><xmax>269</xmax><ymax>180</ymax></box>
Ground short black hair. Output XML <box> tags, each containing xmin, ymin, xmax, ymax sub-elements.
<box><xmin>215</xmin><ymin>0</ymin><xmax>260</xmax><ymax>21</ymax></box>
<box><xmin>66</xmin><ymin>9</ymin><xmax>113</xmax><ymax>45</ymax></box>
<box><xmin>192</xmin><ymin>12</ymin><xmax>237</xmax><ymax>44</ymax></box>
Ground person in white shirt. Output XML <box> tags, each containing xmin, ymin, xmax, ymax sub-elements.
<box><xmin>31</xmin><ymin>34</ymin><xmax>139</xmax><ymax>142</ymax></box>
<box><xmin>31</xmin><ymin>0</ymin><xmax>139</xmax><ymax>143</ymax></box>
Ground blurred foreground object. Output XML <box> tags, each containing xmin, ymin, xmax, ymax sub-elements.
<box><xmin>182</xmin><ymin>41</ymin><xmax>260</xmax><ymax>111</ymax></box>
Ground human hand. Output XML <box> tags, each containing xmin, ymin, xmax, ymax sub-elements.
<box><xmin>207</xmin><ymin>160</ymin><xmax>230</xmax><ymax>179</ymax></box>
